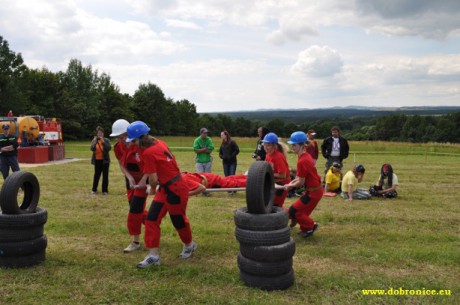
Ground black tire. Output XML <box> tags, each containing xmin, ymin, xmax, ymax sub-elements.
<box><xmin>235</xmin><ymin>227</ymin><xmax>291</xmax><ymax>246</ymax></box>
<box><xmin>0</xmin><ymin>225</ymin><xmax>44</xmax><ymax>243</ymax></box>
<box><xmin>0</xmin><ymin>171</ymin><xmax>40</xmax><ymax>214</ymax></box>
<box><xmin>240</xmin><ymin>269</ymin><xmax>295</xmax><ymax>291</ymax></box>
<box><xmin>240</xmin><ymin>238</ymin><xmax>295</xmax><ymax>262</ymax></box>
<box><xmin>234</xmin><ymin>207</ymin><xmax>288</xmax><ymax>231</ymax></box>
<box><xmin>0</xmin><ymin>207</ymin><xmax>48</xmax><ymax>228</ymax></box>
<box><xmin>246</xmin><ymin>161</ymin><xmax>274</xmax><ymax>214</ymax></box>
<box><xmin>0</xmin><ymin>235</ymin><xmax>47</xmax><ymax>257</ymax></box>
<box><xmin>237</xmin><ymin>252</ymin><xmax>292</xmax><ymax>276</ymax></box>
<box><xmin>0</xmin><ymin>249</ymin><xmax>46</xmax><ymax>268</ymax></box>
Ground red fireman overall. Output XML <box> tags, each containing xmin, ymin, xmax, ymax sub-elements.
<box><xmin>289</xmin><ymin>152</ymin><xmax>323</xmax><ymax>232</ymax></box>
<box><xmin>181</xmin><ymin>172</ymin><xmax>247</xmax><ymax>192</ymax></box>
<box><xmin>121</xmin><ymin>144</ymin><xmax>148</xmax><ymax>236</ymax></box>
<box><xmin>265</xmin><ymin>150</ymin><xmax>291</xmax><ymax>207</ymax></box>
<box><xmin>142</xmin><ymin>140</ymin><xmax>192</xmax><ymax>248</ymax></box>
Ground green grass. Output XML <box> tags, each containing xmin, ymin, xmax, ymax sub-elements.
<box><xmin>1</xmin><ymin>139</ymin><xmax>459</xmax><ymax>305</ymax></box>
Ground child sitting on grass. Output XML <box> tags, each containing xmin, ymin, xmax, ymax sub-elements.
<box><xmin>369</xmin><ymin>163</ymin><xmax>398</xmax><ymax>198</ymax></box>
<box><xmin>340</xmin><ymin>164</ymin><xmax>371</xmax><ymax>201</ymax></box>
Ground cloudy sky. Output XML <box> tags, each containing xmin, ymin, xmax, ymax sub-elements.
<box><xmin>2</xmin><ymin>0</ymin><xmax>460</xmax><ymax>112</ymax></box>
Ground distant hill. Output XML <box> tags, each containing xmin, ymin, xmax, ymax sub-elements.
<box><xmin>205</xmin><ymin>106</ymin><xmax>460</xmax><ymax>124</ymax></box>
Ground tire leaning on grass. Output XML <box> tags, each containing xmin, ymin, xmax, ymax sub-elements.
<box><xmin>237</xmin><ymin>252</ymin><xmax>292</xmax><ymax>276</ymax></box>
<box><xmin>234</xmin><ymin>207</ymin><xmax>288</xmax><ymax>231</ymax></box>
<box><xmin>0</xmin><ymin>171</ymin><xmax>40</xmax><ymax>214</ymax></box>
<box><xmin>239</xmin><ymin>269</ymin><xmax>295</xmax><ymax>291</ymax></box>
<box><xmin>239</xmin><ymin>238</ymin><xmax>295</xmax><ymax>262</ymax></box>
<box><xmin>235</xmin><ymin>226</ymin><xmax>291</xmax><ymax>246</ymax></box>
<box><xmin>0</xmin><ymin>235</ymin><xmax>48</xmax><ymax>257</ymax></box>
<box><xmin>245</xmin><ymin>161</ymin><xmax>275</xmax><ymax>214</ymax></box>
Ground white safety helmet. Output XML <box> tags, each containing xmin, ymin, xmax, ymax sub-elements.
<box><xmin>110</xmin><ymin>119</ymin><xmax>130</xmax><ymax>137</ymax></box>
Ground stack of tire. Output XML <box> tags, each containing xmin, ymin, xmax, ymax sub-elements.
<box><xmin>234</xmin><ymin>161</ymin><xmax>295</xmax><ymax>290</ymax></box>
<box><xmin>0</xmin><ymin>171</ymin><xmax>47</xmax><ymax>268</ymax></box>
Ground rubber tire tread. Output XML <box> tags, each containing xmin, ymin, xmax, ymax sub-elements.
<box><xmin>0</xmin><ymin>207</ymin><xmax>47</xmax><ymax>228</ymax></box>
<box><xmin>245</xmin><ymin>161</ymin><xmax>274</xmax><ymax>214</ymax></box>
<box><xmin>234</xmin><ymin>206</ymin><xmax>288</xmax><ymax>231</ymax></box>
<box><xmin>0</xmin><ymin>171</ymin><xmax>40</xmax><ymax>214</ymax></box>
<box><xmin>0</xmin><ymin>224</ymin><xmax>44</xmax><ymax>243</ymax></box>
<box><xmin>239</xmin><ymin>269</ymin><xmax>295</xmax><ymax>291</ymax></box>
<box><xmin>239</xmin><ymin>238</ymin><xmax>295</xmax><ymax>262</ymax></box>
<box><xmin>237</xmin><ymin>252</ymin><xmax>292</xmax><ymax>276</ymax></box>
<box><xmin>0</xmin><ymin>249</ymin><xmax>46</xmax><ymax>268</ymax></box>
<box><xmin>0</xmin><ymin>235</ymin><xmax>47</xmax><ymax>257</ymax></box>
<box><xmin>235</xmin><ymin>227</ymin><xmax>291</xmax><ymax>246</ymax></box>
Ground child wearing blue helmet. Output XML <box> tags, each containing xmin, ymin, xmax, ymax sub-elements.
<box><xmin>284</xmin><ymin>131</ymin><xmax>323</xmax><ymax>238</ymax></box>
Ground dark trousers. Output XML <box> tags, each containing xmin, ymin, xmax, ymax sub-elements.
<box><xmin>92</xmin><ymin>160</ymin><xmax>109</xmax><ymax>193</ymax></box>
<box><xmin>0</xmin><ymin>155</ymin><xmax>20</xmax><ymax>179</ymax></box>
<box><xmin>222</xmin><ymin>162</ymin><xmax>237</xmax><ymax>177</ymax></box>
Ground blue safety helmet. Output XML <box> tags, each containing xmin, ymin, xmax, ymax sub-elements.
<box><xmin>126</xmin><ymin>121</ymin><xmax>150</xmax><ymax>142</ymax></box>
<box><xmin>287</xmin><ymin>131</ymin><xmax>308</xmax><ymax>144</ymax></box>
<box><xmin>261</xmin><ymin>132</ymin><xmax>279</xmax><ymax>144</ymax></box>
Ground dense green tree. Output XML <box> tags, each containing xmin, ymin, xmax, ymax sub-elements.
<box><xmin>59</xmin><ymin>59</ymin><xmax>100</xmax><ymax>139</ymax></box>
<box><xmin>0</xmin><ymin>36</ymin><xmax>29</xmax><ymax>115</ymax></box>
<box><xmin>375</xmin><ymin>114</ymin><xmax>407</xmax><ymax>141</ymax></box>
<box><xmin>171</xmin><ymin>99</ymin><xmax>199</xmax><ymax>136</ymax></box>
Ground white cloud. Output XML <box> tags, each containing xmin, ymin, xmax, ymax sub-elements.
<box><xmin>291</xmin><ymin>46</ymin><xmax>343</xmax><ymax>77</ymax></box>
<box><xmin>165</xmin><ymin>19</ymin><xmax>202</xmax><ymax>30</ymax></box>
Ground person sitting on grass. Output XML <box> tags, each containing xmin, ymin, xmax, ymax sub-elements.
<box><xmin>324</xmin><ymin>161</ymin><xmax>343</xmax><ymax>194</ymax></box>
<box><xmin>340</xmin><ymin>164</ymin><xmax>371</xmax><ymax>201</ymax></box>
<box><xmin>369</xmin><ymin>163</ymin><xmax>398</xmax><ymax>198</ymax></box>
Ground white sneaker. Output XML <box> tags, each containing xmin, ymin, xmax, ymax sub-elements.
<box><xmin>136</xmin><ymin>254</ymin><xmax>160</xmax><ymax>268</ymax></box>
<box><xmin>123</xmin><ymin>242</ymin><xmax>140</xmax><ymax>253</ymax></box>
<box><xmin>179</xmin><ymin>241</ymin><xmax>198</xmax><ymax>259</ymax></box>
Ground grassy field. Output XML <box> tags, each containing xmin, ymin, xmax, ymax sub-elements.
<box><xmin>0</xmin><ymin>137</ymin><xmax>459</xmax><ymax>305</ymax></box>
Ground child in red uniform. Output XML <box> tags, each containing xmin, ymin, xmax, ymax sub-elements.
<box><xmin>261</xmin><ymin>132</ymin><xmax>291</xmax><ymax>208</ymax></box>
<box><xmin>126</xmin><ymin>121</ymin><xmax>196</xmax><ymax>268</ymax></box>
<box><xmin>110</xmin><ymin>119</ymin><xmax>148</xmax><ymax>253</ymax></box>
<box><xmin>284</xmin><ymin>131</ymin><xmax>323</xmax><ymax>238</ymax></box>
<box><xmin>181</xmin><ymin>172</ymin><xmax>247</xmax><ymax>195</ymax></box>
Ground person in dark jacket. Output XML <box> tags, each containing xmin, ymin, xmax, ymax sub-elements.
<box><xmin>219</xmin><ymin>130</ymin><xmax>240</xmax><ymax>177</ymax></box>
<box><xmin>252</xmin><ymin>127</ymin><xmax>269</xmax><ymax>161</ymax></box>
<box><xmin>321</xmin><ymin>126</ymin><xmax>349</xmax><ymax>178</ymax></box>
<box><xmin>0</xmin><ymin>123</ymin><xmax>20</xmax><ymax>179</ymax></box>
<box><xmin>90</xmin><ymin>126</ymin><xmax>111</xmax><ymax>194</ymax></box>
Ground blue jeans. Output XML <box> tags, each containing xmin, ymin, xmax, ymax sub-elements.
<box><xmin>223</xmin><ymin>162</ymin><xmax>237</xmax><ymax>177</ymax></box>
<box><xmin>0</xmin><ymin>155</ymin><xmax>20</xmax><ymax>179</ymax></box>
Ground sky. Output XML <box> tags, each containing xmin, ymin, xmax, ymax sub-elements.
<box><xmin>1</xmin><ymin>0</ymin><xmax>460</xmax><ymax>113</ymax></box>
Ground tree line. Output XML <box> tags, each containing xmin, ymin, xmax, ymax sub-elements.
<box><xmin>1</xmin><ymin>36</ymin><xmax>459</xmax><ymax>143</ymax></box>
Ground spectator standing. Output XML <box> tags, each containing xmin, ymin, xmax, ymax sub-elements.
<box><xmin>252</xmin><ymin>127</ymin><xmax>269</xmax><ymax>161</ymax></box>
<box><xmin>7</xmin><ymin>110</ymin><xmax>13</xmax><ymax>117</ymax></box>
<box><xmin>193</xmin><ymin>128</ymin><xmax>214</xmax><ymax>173</ymax></box>
<box><xmin>90</xmin><ymin>126</ymin><xmax>111</xmax><ymax>195</ymax></box>
<box><xmin>219</xmin><ymin>130</ymin><xmax>239</xmax><ymax>177</ymax></box>
<box><xmin>306</xmin><ymin>129</ymin><xmax>319</xmax><ymax>165</ymax></box>
<box><xmin>0</xmin><ymin>124</ymin><xmax>20</xmax><ymax>179</ymax></box>
<box><xmin>321</xmin><ymin>126</ymin><xmax>349</xmax><ymax>177</ymax></box>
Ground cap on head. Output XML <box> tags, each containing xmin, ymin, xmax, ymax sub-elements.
<box><xmin>200</xmin><ymin>127</ymin><xmax>209</xmax><ymax>134</ymax></box>
<box><xmin>126</xmin><ymin>121</ymin><xmax>150</xmax><ymax>142</ymax></box>
<box><xmin>262</xmin><ymin>132</ymin><xmax>279</xmax><ymax>144</ymax></box>
<box><xmin>110</xmin><ymin>119</ymin><xmax>130</xmax><ymax>137</ymax></box>
<box><xmin>307</xmin><ymin>129</ymin><xmax>316</xmax><ymax>136</ymax></box>
<box><xmin>287</xmin><ymin>131</ymin><xmax>308</xmax><ymax>144</ymax></box>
